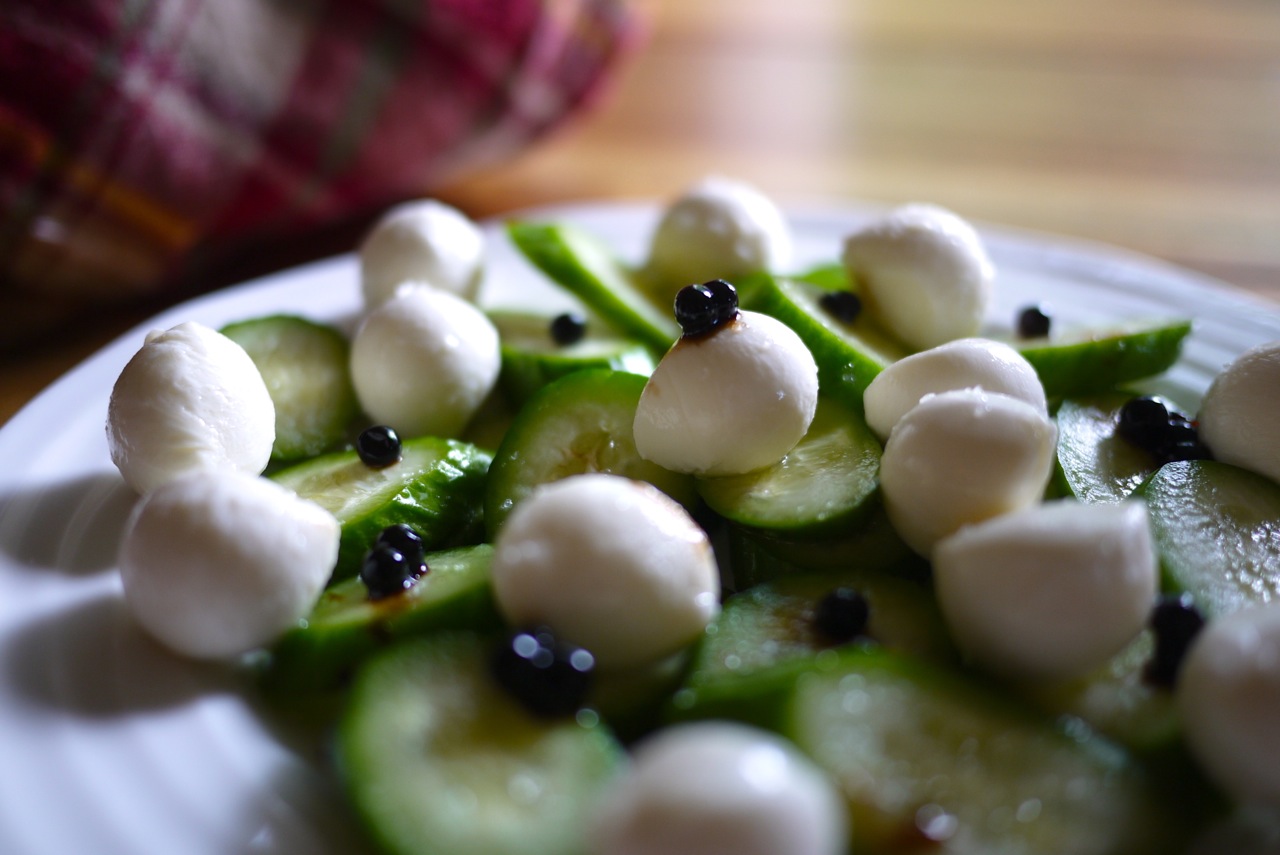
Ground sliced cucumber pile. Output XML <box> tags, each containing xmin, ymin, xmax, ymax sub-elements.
<box><xmin>337</xmin><ymin>634</ymin><xmax>623</xmax><ymax>855</ymax></box>
<box><xmin>272</xmin><ymin>437</ymin><xmax>491</xmax><ymax>580</ymax></box>
<box><xmin>220</xmin><ymin>314</ymin><xmax>359</xmax><ymax>462</ymax></box>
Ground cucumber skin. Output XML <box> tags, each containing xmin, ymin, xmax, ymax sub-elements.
<box><xmin>262</xmin><ymin>545</ymin><xmax>503</xmax><ymax>695</ymax></box>
<box><xmin>506</xmin><ymin>221</ymin><xmax>679</xmax><ymax>354</ymax></box>
<box><xmin>272</xmin><ymin>437</ymin><xmax>491</xmax><ymax>581</ymax></box>
<box><xmin>1010</xmin><ymin>319</ymin><xmax>1192</xmax><ymax>399</ymax></box>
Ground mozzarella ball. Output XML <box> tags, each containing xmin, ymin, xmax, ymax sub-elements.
<box><xmin>490</xmin><ymin>474</ymin><xmax>718</xmax><ymax>670</ymax></box>
<box><xmin>590</xmin><ymin>722</ymin><xmax>847</xmax><ymax>855</ymax></box>
<box><xmin>1179</xmin><ymin>602</ymin><xmax>1280</xmax><ymax>810</ymax></box>
<box><xmin>633</xmin><ymin>310</ymin><xmax>818</xmax><ymax>476</ymax></box>
<box><xmin>880</xmin><ymin>389</ymin><xmax>1057</xmax><ymax>556</ymax></box>
<box><xmin>933</xmin><ymin>500</ymin><xmax>1158</xmax><ymax>679</ymax></box>
<box><xmin>1197</xmin><ymin>340</ymin><xmax>1280</xmax><ymax>485</ymax></box>
<box><xmin>842</xmin><ymin>204</ymin><xmax>994</xmax><ymax>350</ymax></box>
<box><xmin>106</xmin><ymin>322</ymin><xmax>275</xmax><ymax>494</ymax></box>
<box><xmin>350</xmin><ymin>283</ymin><xmax>500</xmax><ymax>438</ymax></box>
<box><xmin>118</xmin><ymin>470</ymin><xmax>339</xmax><ymax>659</ymax></box>
<box><xmin>863</xmin><ymin>338</ymin><xmax>1047</xmax><ymax>441</ymax></box>
<box><xmin>359</xmin><ymin>199</ymin><xmax>484</xmax><ymax>306</ymax></box>
<box><xmin>644</xmin><ymin>176</ymin><xmax>791</xmax><ymax>301</ymax></box>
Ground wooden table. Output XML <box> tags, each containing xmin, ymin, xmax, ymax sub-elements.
<box><xmin>4</xmin><ymin>0</ymin><xmax>1279</xmax><ymax>426</ymax></box>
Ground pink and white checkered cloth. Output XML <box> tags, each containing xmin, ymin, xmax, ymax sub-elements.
<box><xmin>0</xmin><ymin>0</ymin><xmax>638</xmax><ymax>345</ymax></box>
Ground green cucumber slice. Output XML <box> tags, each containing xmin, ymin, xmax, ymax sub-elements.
<box><xmin>1137</xmin><ymin>459</ymin><xmax>1280</xmax><ymax>617</ymax></box>
<box><xmin>1004</xmin><ymin>318</ymin><xmax>1192</xmax><ymax>399</ymax></box>
<box><xmin>484</xmin><ymin>369</ymin><xmax>697</xmax><ymax>537</ymax></box>
<box><xmin>740</xmin><ymin>272</ymin><xmax>909</xmax><ymax>408</ymax></box>
<box><xmin>786</xmin><ymin>647</ymin><xmax>1199</xmax><ymax>855</ymax></box>
<box><xmin>337</xmin><ymin>634</ymin><xmax>623</xmax><ymax>855</ymax></box>
<box><xmin>506</xmin><ymin>221</ymin><xmax>679</xmax><ymax>354</ymax></box>
<box><xmin>695</xmin><ymin>396</ymin><xmax>882</xmax><ymax>539</ymax></box>
<box><xmin>1017</xmin><ymin>630</ymin><xmax>1181</xmax><ymax>754</ymax></box>
<box><xmin>488</xmin><ymin>308</ymin><xmax>654</xmax><ymax>405</ymax></box>
<box><xmin>263</xmin><ymin>545</ymin><xmax>502</xmax><ymax>693</ymax></box>
<box><xmin>1054</xmin><ymin>394</ymin><xmax>1160</xmax><ymax>503</ymax></box>
<box><xmin>272</xmin><ymin>437</ymin><xmax>490</xmax><ymax>581</ymax></box>
<box><xmin>220</xmin><ymin>314</ymin><xmax>359</xmax><ymax>462</ymax></box>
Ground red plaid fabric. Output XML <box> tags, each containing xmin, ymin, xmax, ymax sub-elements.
<box><xmin>0</xmin><ymin>0</ymin><xmax>638</xmax><ymax>345</ymax></box>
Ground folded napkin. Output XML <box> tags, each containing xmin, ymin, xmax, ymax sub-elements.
<box><xmin>0</xmin><ymin>0</ymin><xmax>638</xmax><ymax>346</ymax></box>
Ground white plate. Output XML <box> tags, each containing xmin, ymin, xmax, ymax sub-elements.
<box><xmin>0</xmin><ymin>202</ymin><xmax>1277</xmax><ymax>855</ymax></box>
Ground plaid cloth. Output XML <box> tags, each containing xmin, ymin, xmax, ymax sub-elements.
<box><xmin>0</xmin><ymin>0</ymin><xmax>638</xmax><ymax>346</ymax></box>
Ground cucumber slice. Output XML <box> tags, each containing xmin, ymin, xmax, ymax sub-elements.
<box><xmin>690</xmin><ymin>568</ymin><xmax>957</xmax><ymax>686</ymax></box>
<box><xmin>337</xmin><ymin>634</ymin><xmax>623</xmax><ymax>855</ymax></box>
<box><xmin>1004</xmin><ymin>318</ymin><xmax>1192</xmax><ymax>399</ymax></box>
<box><xmin>695</xmin><ymin>396</ymin><xmax>882</xmax><ymax>539</ymax></box>
<box><xmin>220</xmin><ymin>314</ymin><xmax>359</xmax><ymax>462</ymax></box>
<box><xmin>1017</xmin><ymin>630</ymin><xmax>1181</xmax><ymax>754</ymax></box>
<box><xmin>728</xmin><ymin>509</ymin><xmax>927</xmax><ymax>590</ymax></box>
<box><xmin>484</xmin><ymin>369</ymin><xmax>697</xmax><ymax>537</ymax></box>
<box><xmin>1055</xmin><ymin>394</ymin><xmax>1159</xmax><ymax>503</ymax></box>
<box><xmin>488</xmin><ymin>308</ymin><xmax>654</xmax><ymax>405</ymax></box>
<box><xmin>741</xmin><ymin>272</ymin><xmax>909</xmax><ymax>408</ymax></box>
<box><xmin>263</xmin><ymin>545</ymin><xmax>502</xmax><ymax>693</ymax></box>
<box><xmin>786</xmin><ymin>647</ymin><xmax>1198</xmax><ymax>855</ymax></box>
<box><xmin>506</xmin><ymin>221</ymin><xmax>679</xmax><ymax>354</ymax></box>
<box><xmin>1137</xmin><ymin>459</ymin><xmax>1280</xmax><ymax>617</ymax></box>
<box><xmin>272</xmin><ymin>437</ymin><xmax>490</xmax><ymax>581</ymax></box>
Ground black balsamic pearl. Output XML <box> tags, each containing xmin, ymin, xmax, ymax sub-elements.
<box><xmin>1017</xmin><ymin>305</ymin><xmax>1052</xmax><ymax>339</ymax></box>
<box><xmin>819</xmin><ymin>290</ymin><xmax>863</xmax><ymax>324</ymax></box>
<box><xmin>673</xmin><ymin>279</ymin><xmax>739</xmax><ymax>338</ymax></box>
<box><xmin>1144</xmin><ymin>593</ymin><xmax>1207</xmax><ymax>688</ymax></box>
<box><xmin>549</xmin><ymin>312</ymin><xmax>588</xmax><ymax>346</ymax></box>
<box><xmin>359</xmin><ymin>543</ymin><xmax>425</xmax><ymax>600</ymax></box>
<box><xmin>491</xmin><ymin>627</ymin><xmax>595</xmax><ymax>718</ymax></box>
<box><xmin>1115</xmin><ymin>397</ymin><xmax>1213</xmax><ymax>465</ymax></box>
<box><xmin>813</xmin><ymin>587</ymin><xmax>871</xmax><ymax>644</ymax></box>
<box><xmin>357</xmin><ymin>425</ymin><xmax>402</xmax><ymax>468</ymax></box>
<box><xmin>375</xmin><ymin>524</ymin><xmax>426</xmax><ymax>564</ymax></box>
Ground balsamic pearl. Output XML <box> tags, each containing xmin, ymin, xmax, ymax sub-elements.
<box><xmin>1116</xmin><ymin>397</ymin><xmax>1213</xmax><ymax>465</ymax></box>
<box><xmin>674</xmin><ymin>279</ymin><xmax>739</xmax><ymax>338</ymax></box>
<box><xmin>813</xmin><ymin>587</ymin><xmax>871</xmax><ymax>644</ymax></box>
<box><xmin>375</xmin><ymin>524</ymin><xmax>426</xmax><ymax>563</ymax></box>
<box><xmin>549</xmin><ymin>312</ymin><xmax>588</xmax><ymax>346</ymax></box>
<box><xmin>819</xmin><ymin>290</ymin><xmax>863</xmax><ymax>324</ymax></box>
<box><xmin>1144</xmin><ymin>593</ymin><xmax>1206</xmax><ymax>688</ymax></box>
<box><xmin>359</xmin><ymin>543</ymin><xmax>425</xmax><ymax>600</ymax></box>
<box><xmin>357</xmin><ymin>425</ymin><xmax>402</xmax><ymax>468</ymax></box>
<box><xmin>491</xmin><ymin>627</ymin><xmax>595</xmax><ymax>718</ymax></box>
<box><xmin>1017</xmin><ymin>306</ymin><xmax>1052</xmax><ymax>339</ymax></box>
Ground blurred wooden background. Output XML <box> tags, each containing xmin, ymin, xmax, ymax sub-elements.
<box><xmin>4</xmin><ymin>0</ymin><xmax>1279</xmax><ymax>424</ymax></box>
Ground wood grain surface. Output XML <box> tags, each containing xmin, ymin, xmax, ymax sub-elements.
<box><xmin>4</xmin><ymin>0</ymin><xmax>1279</xmax><ymax>425</ymax></box>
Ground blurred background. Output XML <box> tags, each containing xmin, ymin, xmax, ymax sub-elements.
<box><xmin>3</xmin><ymin>0</ymin><xmax>1279</xmax><ymax>423</ymax></box>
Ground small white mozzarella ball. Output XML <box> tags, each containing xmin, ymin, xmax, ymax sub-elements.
<box><xmin>118</xmin><ymin>470</ymin><xmax>339</xmax><ymax>659</ymax></box>
<box><xmin>1178</xmin><ymin>602</ymin><xmax>1280</xmax><ymax>810</ymax></box>
<box><xmin>106</xmin><ymin>322</ymin><xmax>275</xmax><ymax>494</ymax></box>
<box><xmin>841</xmin><ymin>204</ymin><xmax>994</xmax><ymax>350</ymax></box>
<box><xmin>863</xmin><ymin>337</ymin><xmax>1047</xmax><ymax>441</ymax></box>
<box><xmin>590</xmin><ymin>722</ymin><xmax>846</xmax><ymax>855</ymax></box>
<box><xmin>633</xmin><ymin>310</ymin><xmax>818</xmax><ymax>476</ymax></box>
<box><xmin>1197</xmin><ymin>340</ymin><xmax>1280</xmax><ymax>485</ymax></box>
<box><xmin>359</xmin><ymin>199</ymin><xmax>484</xmax><ymax>306</ymax></box>
<box><xmin>490</xmin><ymin>474</ymin><xmax>718</xmax><ymax>670</ymax></box>
<box><xmin>934</xmin><ymin>500</ymin><xmax>1158</xmax><ymax>679</ymax></box>
<box><xmin>350</xmin><ymin>283</ymin><xmax>500</xmax><ymax>438</ymax></box>
<box><xmin>645</xmin><ymin>176</ymin><xmax>791</xmax><ymax>299</ymax></box>
<box><xmin>880</xmin><ymin>388</ymin><xmax>1057</xmax><ymax>556</ymax></box>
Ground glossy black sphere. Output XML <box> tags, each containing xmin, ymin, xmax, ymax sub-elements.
<box><xmin>357</xmin><ymin>425</ymin><xmax>402</xmax><ymax>468</ymax></box>
<box><xmin>819</xmin><ymin>290</ymin><xmax>863</xmax><ymax>324</ymax></box>
<box><xmin>549</xmin><ymin>312</ymin><xmax>588</xmax><ymax>346</ymax></box>
<box><xmin>491</xmin><ymin>627</ymin><xmax>595</xmax><ymax>718</ymax></box>
<box><xmin>1017</xmin><ymin>305</ymin><xmax>1052</xmax><ymax>338</ymax></box>
<box><xmin>1144</xmin><ymin>593</ymin><xmax>1206</xmax><ymax>688</ymax></box>
<box><xmin>674</xmin><ymin>279</ymin><xmax>739</xmax><ymax>337</ymax></box>
<box><xmin>813</xmin><ymin>587</ymin><xmax>871</xmax><ymax>644</ymax></box>
<box><xmin>359</xmin><ymin>543</ymin><xmax>424</xmax><ymax>600</ymax></box>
